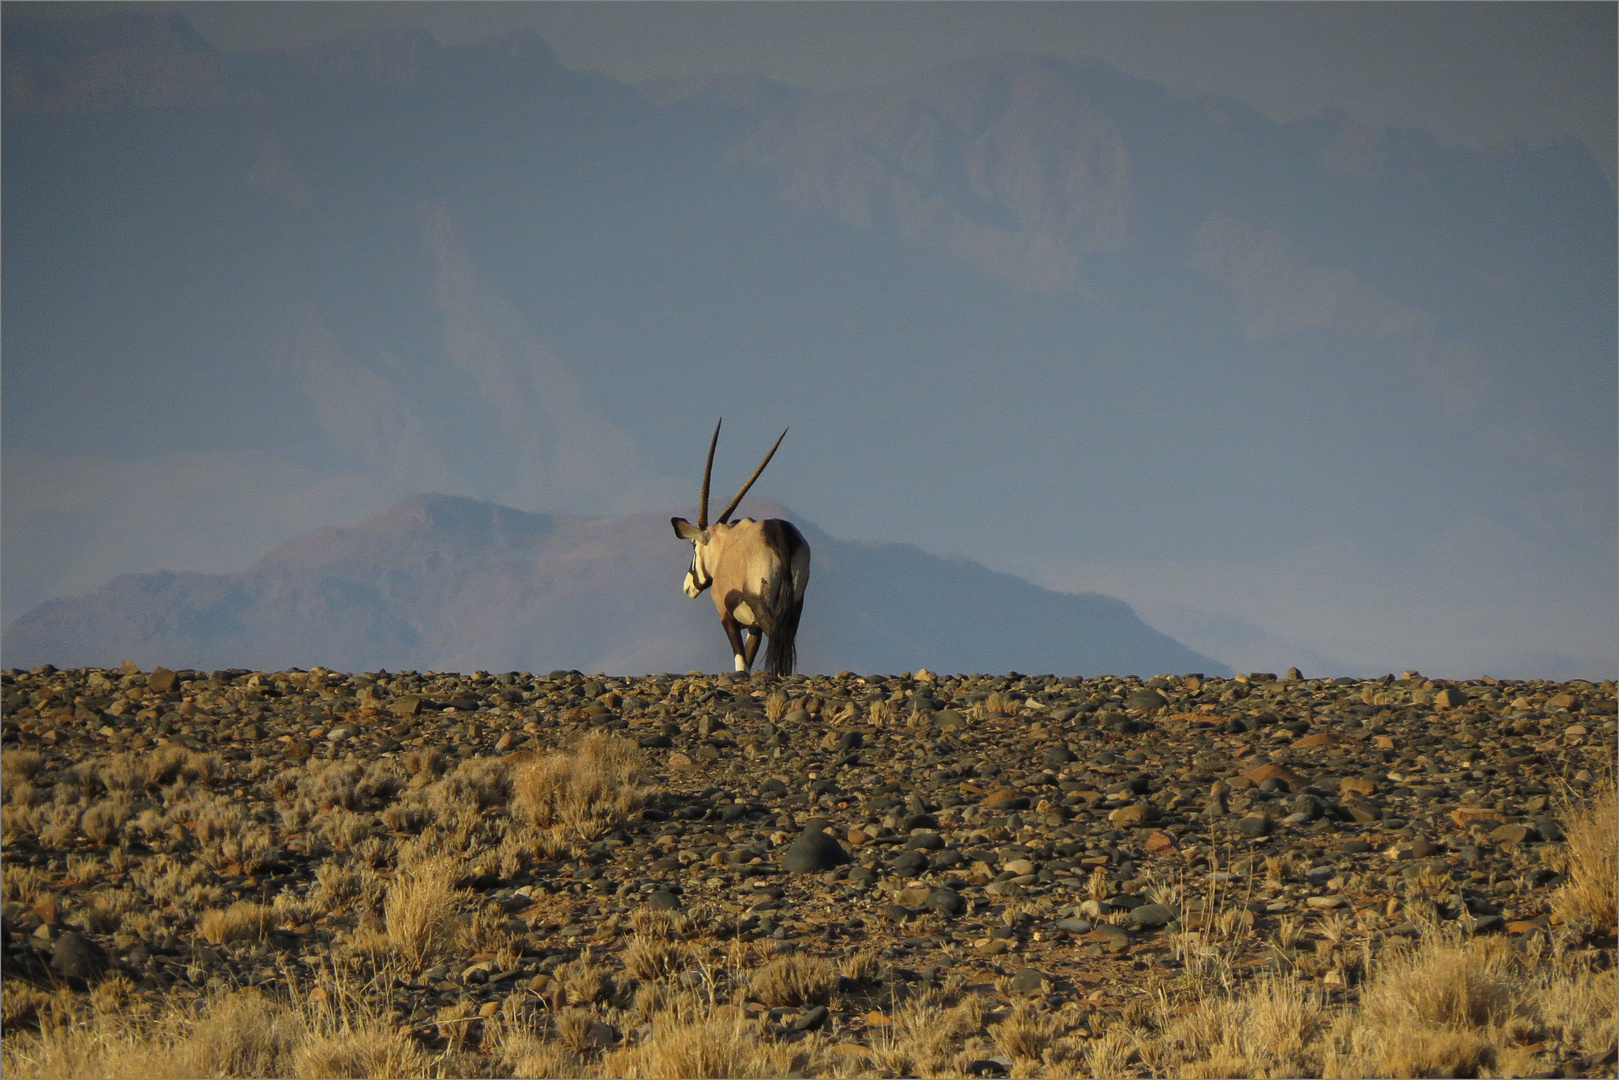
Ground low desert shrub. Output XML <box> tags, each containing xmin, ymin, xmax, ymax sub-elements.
<box><xmin>747</xmin><ymin>952</ymin><xmax>835</xmax><ymax>1009</ymax></box>
<box><xmin>601</xmin><ymin>1014</ymin><xmax>792</xmax><ymax>1079</ymax></box>
<box><xmin>383</xmin><ymin>854</ymin><xmax>462</xmax><ymax>969</ymax></box>
<box><xmin>1550</xmin><ymin>771</ymin><xmax>1617</xmax><ymax>931</ymax></box>
<box><xmin>200</xmin><ymin>900</ymin><xmax>278</xmax><ymax>945</ymax></box>
<box><xmin>510</xmin><ymin>732</ymin><xmax>651</xmax><ymax>841</ymax></box>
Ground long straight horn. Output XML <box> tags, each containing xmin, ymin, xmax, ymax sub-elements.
<box><xmin>697</xmin><ymin>419</ymin><xmax>721</xmax><ymax>529</ymax></box>
<box><xmin>717</xmin><ymin>428</ymin><xmax>787</xmax><ymax>525</ymax></box>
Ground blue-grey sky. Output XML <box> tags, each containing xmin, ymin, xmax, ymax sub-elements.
<box><xmin>175</xmin><ymin>1</ymin><xmax>1617</xmax><ymax>185</ymax></box>
<box><xmin>4</xmin><ymin>2</ymin><xmax>1614</xmax><ymax>680</ymax></box>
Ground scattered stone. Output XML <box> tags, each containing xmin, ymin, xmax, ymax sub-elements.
<box><xmin>50</xmin><ymin>931</ymin><xmax>107</xmax><ymax>984</ymax></box>
<box><xmin>1234</xmin><ymin>814</ymin><xmax>1273</xmax><ymax>838</ymax></box>
<box><xmin>1108</xmin><ymin>802</ymin><xmax>1156</xmax><ymax>826</ymax></box>
<box><xmin>1489</xmin><ymin>824</ymin><xmax>1537</xmax><ymax>846</ymax></box>
<box><xmin>981</xmin><ymin>788</ymin><xmax>1030</xmax><ymax>810</ymax></box>
<box><xmin>1242</xmin><ymin>763</ymin><xmax>1304</xmax><ymax>792</ymax></box>
<box><xmin>1144</xmin><ymin>829</ymin><xmax>1177</xmax><ymax>853</ymax></box>
<box><xmin>790</xmin><ymin>1005</ymin><xmax>830</xmax><ymax>1032</ymax></box>
<box><xmin>2</xmin><ymin>663</ymin><xmax>1610</xmax><ymax>1074</ymax></box>
<box><xmin>1126</xmin><ymin>689</ymin><xmax>1168</xmax><ymax>712</ymax></box>
<box><xmin>1083</xmin><ymin>924</ymin><xmax>1131</xmax><ymax>954</ymax></box>
<box><xmin>1127</xmin><ymin>903</ymin><xmax>1177</xmax><ymax>930</ymax></box>
<box><xmin>1009</xmin><ymin>966</ymin><xmax>1049</xmax><ymax>994</ymax></box>
<box><xmin>1451</xmin><ymin>808</ymin><xmax>1505</xmax><ymax>829</ymax></box>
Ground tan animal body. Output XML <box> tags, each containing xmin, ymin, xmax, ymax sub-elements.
<box><xmin>671</xmin><ymin>421</ymin><xmax>811</xmax><ymax>675</ymax></box>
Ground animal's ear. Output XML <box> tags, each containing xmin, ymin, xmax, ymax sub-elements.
<box><xmin>671</xmin><ymin>517</ymin><xmax>704</xmax><ymax>541</ymax></box>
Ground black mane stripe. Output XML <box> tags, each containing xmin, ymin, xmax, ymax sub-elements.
<box><xmin>760</xmin><ymin>518</ymin><xmax>805</xmax><ymax>565</ymax></box>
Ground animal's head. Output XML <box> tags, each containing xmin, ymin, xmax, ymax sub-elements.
<box><xmin>671</xmin><ymin>419</ymin><xmax>786</xmax><ymax>597</ymax></box>
<box><xmin>670</xmin><ymin>516</ymin><xmax>715</xmax><ymax>596</ymax></box>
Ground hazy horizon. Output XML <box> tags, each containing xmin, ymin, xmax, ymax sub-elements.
<box><xmin>3</xmin><ymin>3</ymin><xmax>1614</xmax><ymax>680</ymax></box>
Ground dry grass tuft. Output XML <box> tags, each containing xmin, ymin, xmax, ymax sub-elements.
<box><xmin>622</xmin><ymin>934</ymin><xmax>694</xmax><ymax>982</ymax></box>
<box><xmin>838</xmin><ymin>947</ymin><xmax>883</xmax><ymax>985</ymax></box>
<box><xmin>383</xmin><ymin>854</ymin><xmax>463</xmax><ymax>969</ymax></box>
<box><xmin>747</xmin><ymin>951</ymin><xmax>836</xmax><ymax>1008</ymax></box>
<box><xmin>199</xmin><ymin>900</ymin><xmax>278</xmax><ymax>945</ymax></box>
<box><xmin>1158</xmin><ymin>974</ymin><xmax>1329</xmax><ymax>1078</ymax></box>
<box><xmin>602</xmin><ymin>1014</ymin><xmax>790</xmax><ymax>1079</ymax></box>
<box><xmin>0</xmin><ymin>988</ymin><xmax>303</xmax><ymax>1079</ymax></box>
<box><xmin>864</xmin><ymin>985</ymin><xmax>965</xmax><ymax>1078</ymax></box>
<box><xmin>556</xmin><ymin>956</ymin><xmax>615</xmax><ymax>1007</ymax></box>
<box><xmin>1550</xmin><ymin>771</ymin><xmax>1617</xmax><ymax>931</ymax></box>
<box><xmin>1356</xmin><ymin>933</ymin><xmax>1518</xmax><ymax>1031</ymax></box>
<box><xmin>290</xmin><ymin>1024</ymin><xmax>430</xmax><ymax>1079</ymax></box>
<box><xmin>510</xmin><ymin>732</ymin><xmax>650</xmax><ymax>841</ymax></box>
<box><xmin>992</xmin><ymin>998</ymin><xmax>1062</xmax><ymax>1065</ymax></box>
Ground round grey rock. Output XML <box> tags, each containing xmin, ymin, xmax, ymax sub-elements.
<box><xmin>1234</xmin><ymin>814</ymin><xmax>1273</xmax><ymax>838</ymax></box>
<box><xmin>1009</xmin><ymin>967</ymin><xmax>1049</xmax><ymax>994</ymax></box>
<box><xmin>782</xmin><ymin>829</ymin><xmax>850</xmax><ymax>873</ymax></box>
<box><xmin>1126</xmin><ymin>689</ymin><xmax>1169</xmax><ymax>712</ymax></box>
<box><xmin>891</xmin><ymin>849</ymin><xmax>930</xmax><ymax>877</ymax></box>
<box><xmin>924</xmin><ymin>888</ymin><xmax>966</xmax><ymax>916</ymax></box>
<box><xmin>790</xmin><ymin>1005</ymin><xmax>830</xmax><ymax>1032</ymax></box>
<box><xmin>50</xmin><ymin>931</ymin><xmax>107</xmax><ymax>983</ymax></box>
<box><xmin>1127</xmin><ymin>903</ymin><xmax>1178</xmax><ymax>930</ymax></box>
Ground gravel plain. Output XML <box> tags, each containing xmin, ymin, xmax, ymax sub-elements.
<box><xmin>2</xmin><ymin>662</ymin><xmax>1614</xmax><ymax>1077</ymax></box>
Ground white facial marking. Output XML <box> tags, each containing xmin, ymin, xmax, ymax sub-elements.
<box><xmin>683</xmin><ymin>571</ymin><xmax>701</xmax><ymax>598</ymax></box>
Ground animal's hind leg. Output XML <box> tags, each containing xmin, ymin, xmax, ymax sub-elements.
<box><xmin>722</xmin><ymin>616</ymin><xmax>748</xmax><ymax>672</ymax></box>
<box><xmin>742</xmin><ymin>627</ymin><xmax>762</xmax><ymax>671</ymax></box>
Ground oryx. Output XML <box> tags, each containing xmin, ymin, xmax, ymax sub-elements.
<box><xmin>671</xmin><ymin>420</ymin><xmax>810</xmax><ymax>675</ymax></box>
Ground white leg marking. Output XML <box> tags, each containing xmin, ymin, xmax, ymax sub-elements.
<box><xmin>735</xmin><ymin>654</ymin><xmax>747</xmax><ymax>672</ymax></box>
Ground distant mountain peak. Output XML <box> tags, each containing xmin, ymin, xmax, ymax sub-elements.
<box><xmin>268</xmin><ymin>25</ymin><xmax>442</xmax><ymax>86</ymax></box>
<box><xmin>727</xmin><ymin>51</ymin><xmax>1133</xmax><ymax>296</ymax></box>
<box><xmin>2</xmin><ymin>8</ymin><xmax>227</xmax><ymax>112</ymax></box>
<box><xmin>3</xmin><ymin>494</ymin><xmax>1227</xmax><ymax>677</ymax></box>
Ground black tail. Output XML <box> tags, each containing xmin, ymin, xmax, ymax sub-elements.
<box><xmin>762</xmin><ymin>520</ymin><xmax>807</xmax><ymax>676</ymax></box>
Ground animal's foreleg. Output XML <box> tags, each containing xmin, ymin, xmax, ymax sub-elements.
<box><xmin>742</xmin><ymin>627</ymin><xmax>762</xmax><ymax>671</ymax></box>
<box><xmin>722</xmin><ymin>615</ymin><xmax>748</xmax><ymax>673</ymax></box>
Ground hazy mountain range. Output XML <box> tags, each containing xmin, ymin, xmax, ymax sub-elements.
<box><xmin>3</xmin><ymin>11</ymin><xmax>1613</xmax><ymax>678</ymax></box>
<box><xmin>0</xmin><ymin>493</ymin><xmax>1227</xmax><ymax>678</ymax></box>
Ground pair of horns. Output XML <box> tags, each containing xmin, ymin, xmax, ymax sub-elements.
<box><xmin>698</xmin><ymin>419</ymin><xmax>787</xmax><ymax>529</ymax></box>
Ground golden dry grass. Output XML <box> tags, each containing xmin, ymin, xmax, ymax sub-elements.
<box><xmin>1148</xmin><ymin>927</ymin><xmax>1619</xmax><ymax>1080</ymax></box>
<box><xmin>746</xmin><ymin>951</ymin><xmax>836</xmax><ymax>1008</ymax></box>
<box><xmin>601</xmin><ymin>1014</ymin><xmax>792</xmax><ymax>1079</ymax></box>
<box><xmin>4</xmin><ymin>923</ymin><xmax>1614</xmax><ymax>1080</ymax></box>
<box><xmin>509</xmin><ymin>731</ymin><xmax>650</xmax><ymax>842</ymax></box>
<box><xmin>1550</xmin><ymin>771</ymin><xmax>1617</xmax><ymax>932</ymax></box>
<box><xmin>382</xmin><ymin>854</ymin><xmax>462</xmax><ymax>969</ymax></box>
<box><xmin>198</xmin><ymin>900</ymin><xmax>277</xmax><ymax>946</ymax></box>
<box><xmin>622</xmin><ymin>934</ymin><xmax>695</xmax><ymax>982</ymax></box>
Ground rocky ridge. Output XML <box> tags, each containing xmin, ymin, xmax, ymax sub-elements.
<box><xmin>1</xmin><ymin>663</ymin><xmax>1614</xmax><ymax>1076</ymax></box>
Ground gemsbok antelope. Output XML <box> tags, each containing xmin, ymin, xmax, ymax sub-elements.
<box><xmin>671</xmin><ymin>420</ymin><xmax>810</xmax><ymax>676</ymax></box>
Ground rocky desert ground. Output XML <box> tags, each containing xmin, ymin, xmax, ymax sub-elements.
<box><xmin>1</xmin><ymin>663</ymin><xmax>1614</xmax><ymax>1078</ymax></box>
